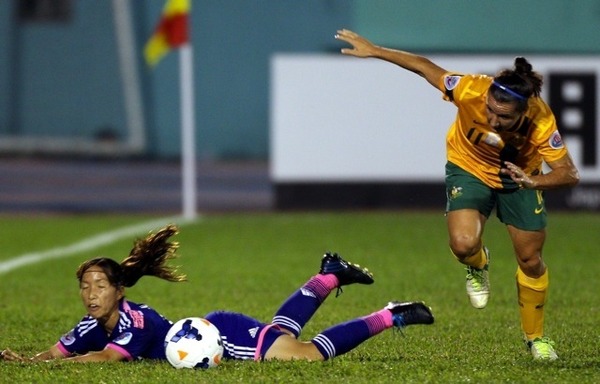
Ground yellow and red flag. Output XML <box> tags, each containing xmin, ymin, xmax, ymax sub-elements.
<box><xmin>144</xmin><ymin>0</ymin><xmax>190</xmax><ymax>67</ymax></box>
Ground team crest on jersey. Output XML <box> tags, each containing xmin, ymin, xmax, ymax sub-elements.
<box><xmin>448</xmin><ymin>186</ymin><xmax>463</xmax><ymax>200</ymax></box>
<box><xmin>60</xmin><ymin>330</ymin><xmax>76</xmax><ymax>346</ymax></box>
<box><xmin>444</xmin><ymin>75</ymin><xmax>462</xmax><ymax>90</ymax></box>
<box><xmin>113</xmin><ymin>332</ymin><xmax>133</xmax><ymax>346</ymax></box>
<box><xmin>549</xmin><ymin>130</ymin><xmax>564</xmax><ymax>149</ymax></box>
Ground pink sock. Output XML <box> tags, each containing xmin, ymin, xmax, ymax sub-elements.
<box><xmin>313</xmin><ymin>273</ymin><xmax>339</xmax><ymax>291</ymax></box>
<box><xmin>360</xmin><ymin>308</ymin><xmax>394</xmax><ymax>335</ymax></box>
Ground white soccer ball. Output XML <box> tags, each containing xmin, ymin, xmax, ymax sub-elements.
<box><xmin>164</xmin><ymin>317</ymin><xmax>224</xmax><ymax>369</ymax></box>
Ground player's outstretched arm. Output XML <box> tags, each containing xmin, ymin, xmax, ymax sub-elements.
<box><xmin>62</xmin><ymin>348</ymin><xmax>127</xmax><ymax>363</ymax></box>
<box><xmin>1</xmin><ymin>348</ymin><xmax>29</xmax><ymax>362</ymax></box>
<box><xmin>2</xmin><ymin>345</ymin><xmax>66</xmax><ymax>362</ymax></box>
<box><xmin>2</xmin><ymin>344</ymin><xmax>126</xmax><ymax>363</ymax></box>
<box><xmin>335</xmin><ymin>28</ymin><xmax>447</xmax><ymax>89</ymax></box>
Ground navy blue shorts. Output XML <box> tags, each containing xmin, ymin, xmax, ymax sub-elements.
<box><xmin>205</xmin><ymin>311</ymin><xmax>286</xmax><ymax>361</ymax></box>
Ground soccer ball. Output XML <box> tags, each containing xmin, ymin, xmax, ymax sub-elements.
<box><xmin>164</xmin><ymin>317</ymin><xmax>224</xmax><ymax>369</ymax></box>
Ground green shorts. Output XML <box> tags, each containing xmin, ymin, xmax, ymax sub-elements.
<box><xmin>445</xmin><ymin>162</ymin><xmax>546</xmax><ymax>231</ymax></box>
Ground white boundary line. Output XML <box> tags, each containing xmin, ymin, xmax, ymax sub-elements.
<box><xmin>0</xmin><ymin>216</ymin><xmax>197</xmax><ymax>275</ymax></box>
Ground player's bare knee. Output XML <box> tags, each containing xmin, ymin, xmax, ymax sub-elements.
<box><xmin>517</xmin><ymin>255</ymin><xmax>545</xmax><ymax>277</ymax></box>
<box><xmin>449</xmin><ymin>236</ymin><xmax>480</xmax><ymax>260</ymax></box>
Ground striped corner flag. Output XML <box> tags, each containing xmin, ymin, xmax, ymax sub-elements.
<box><xmin>144</xmin><ymin>0</ymin><xmax>190</xmax><ymax>67</ymax></box>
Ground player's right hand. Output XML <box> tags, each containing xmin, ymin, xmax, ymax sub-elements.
<box><xmin>1</xmin><ymin>348</ymin><xmax>27</xmax><ymax>362</ymax></box>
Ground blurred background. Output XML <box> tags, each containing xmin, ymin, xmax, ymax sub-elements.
<box><xmin>0</xmin><ymin>0</ymin><xmax>599</xmax><ymax>214</ymax></box>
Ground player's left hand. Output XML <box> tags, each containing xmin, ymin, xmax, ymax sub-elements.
<box><xmin>335</xmin><ymin>29</ymin><xmax>376</xmax><ymax>58</ymax></box>
<box><xmin>501</xmin><ymin>161</ymin><xmax>534</xmax><ymax>189</ymax></box>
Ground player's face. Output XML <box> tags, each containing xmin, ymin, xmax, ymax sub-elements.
<box><xmin>485</xmin><ymin>93</ymin><xmax>523</xmax><ymax>132</ymax></box>
<box><xmin>79</xmin><ymin>266</ymin><xmax>123</xmax><ymax>325</ymax></box>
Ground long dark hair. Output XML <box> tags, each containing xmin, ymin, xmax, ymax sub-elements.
<box><xmin>491</xmin><ymin>57</ymin><xmax>544</xmax><ymax>112</ymax></box>
<box><xmin>76</xmin><ymin>224</ymin><xmax>187</xmax><ymax>288</ymax></box>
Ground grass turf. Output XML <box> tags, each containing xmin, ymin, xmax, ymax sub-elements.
<box><xmin>0</xmin><ymin>211</ymin><xmax>599</xmax><ymax>383</ymax></box>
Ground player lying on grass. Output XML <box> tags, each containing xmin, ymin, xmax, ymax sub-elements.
<box><xmin>1</xmin><ymin>224</ymin><xmax>433</xmax><ymax>363</ymax></box>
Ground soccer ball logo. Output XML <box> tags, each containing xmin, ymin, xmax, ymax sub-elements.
<box><xmin>164</xmin><ymin>317</ymin><xmax>224</xmax><ymax>369</ymax></box>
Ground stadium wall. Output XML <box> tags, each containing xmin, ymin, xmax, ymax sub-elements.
<box><xmin>0</xmin><ymin>1</ymin><xmax>599</xmax><ymax>159</ymax></box>
<box><xmin>271</xmin><ymin>55</ymin><xmax>600</xmax><ymax>211</ymax></box>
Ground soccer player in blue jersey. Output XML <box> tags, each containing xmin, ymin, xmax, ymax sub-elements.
<box><xmin>204</xmin><ymin>253</ymin><xmax>433</xmax><ymax>361</ymax></box>
<box><xmin>2</xmin><ymin>224</ymin><xmax>186</xmax><ymax>362</ymax></box>
<box><xmin>2</xmin><ymin>225</ymin><xmax>433</xmax><ymax>363</ymax></box>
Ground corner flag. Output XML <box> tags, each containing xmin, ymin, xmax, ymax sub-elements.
<box><xmin>144</xmin><ymin>0</ymin><xmax>190</xmax><ymax>67</ymax></box>
<box><xmin>144</xmin><ymin>0</ymin><xmax>197</xmax><ymax>220</ymax></box>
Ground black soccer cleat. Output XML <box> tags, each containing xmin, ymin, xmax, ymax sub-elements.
<box><xmin>319</xmin><ymin>252</ymin><xmax>374</xmax><ymax>296</ymax></box>
<box><xmin>385</xmin><ymin>301</ymin><xmax>434</xmax><ymax>328</ymax></box>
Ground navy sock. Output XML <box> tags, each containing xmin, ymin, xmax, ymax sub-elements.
<box><xmin>311</xmin><ymin>309</ymin><xmax>391</xmax><ymax>359</ymax></box>
<box><xmin>272</xmin><ymin>274</ymin><xmax>337</xmax><ymax>337</ymax></box>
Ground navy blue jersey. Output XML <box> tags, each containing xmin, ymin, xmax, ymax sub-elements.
<box><xmin>56</xmin><ymin>299</ymin><xmax>172</xmax><ymax>360</ymax></box>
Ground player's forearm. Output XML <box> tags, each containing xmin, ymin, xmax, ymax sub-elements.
<box><xmin>28</xmin><ymin>344</ymin><xmax>67</xmax><ymax>362</ymax></box>
<box><xmin>63</xmin><ymin>353</ymin><xmax>108</xmax><ymax>362</ymax></box>
<box><xmin>370</xmin><ymin>46</ymin><xmax>446</xmax><ymax>87</ymax></box>
<box><xmin>531</xmin><ymin>167</ymin><xmax>580</xmax><ymax>190</ymax></box>
<box><xmin>1</xmin><ymin>348</ymin><xmax>61</xmax><ymax>362</ymax></box>
<box><xmin>63</xmin><ymin>348</ymin><xmax>127</xmax><ymax>363</ymax></box>
<box><xmin>374</xmin><ymin>47</ymin><xmax>425</xmax><ymax>72</ymax></box>
<box><xmin>31</xmin><ymin>350</ymin><xmax>62</xmax><ymax>361</ymax></box>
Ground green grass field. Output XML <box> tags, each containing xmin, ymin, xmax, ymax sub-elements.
<box><xmin>1</xmin><ymin>211</ymin><xmax>599</xmax><ymax>383</ymax></box>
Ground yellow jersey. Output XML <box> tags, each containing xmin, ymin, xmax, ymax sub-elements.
<box><xmin>439</xmin><ymin>73</ymin><xmax>568</xmax><ymax>189</ymax></box>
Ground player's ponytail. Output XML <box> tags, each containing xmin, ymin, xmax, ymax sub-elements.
<box><xmin>491</xmin><ymin>56</ymin><xmax>543</xmax><ymax>111</ymax></box>
<box><xmin>76</xmin><ymin>224</ymin><xmax>187</xmax><ymax>289</ymax></box>
<box><xmin>119</xmin><ymin>224</ymin><xmax>187</xmax><ymax>287</ymax></box>
<box><xmin>513</xmin><ymin>57</ymin><xmax>543</xmax><ymax>97</ymax></box>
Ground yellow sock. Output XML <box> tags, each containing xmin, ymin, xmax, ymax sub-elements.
<box><xmin>516</xmin><ymin>267</ymin><xmax>548</xmax><ymax>340</ymax></box>
<box><xmin>453</xmin><ymin>246</ymin><xmax>487</xmax><ymax>269</ymax></box>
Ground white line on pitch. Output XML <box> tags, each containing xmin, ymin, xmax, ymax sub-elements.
<box><xmin>0</xmin><ymin>216</ymin><xmax>197</xmax><ymax>275</ymax></box>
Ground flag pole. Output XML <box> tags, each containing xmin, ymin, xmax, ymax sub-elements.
<box><xmin>143</xmin><ymin>0</ymin><xmax>195</xmax><ymax>218</ymax></box>
<box><xmin>179</xmin><ymin>43</ymin><xmax>197</xmax><ymax>219</ymax></box>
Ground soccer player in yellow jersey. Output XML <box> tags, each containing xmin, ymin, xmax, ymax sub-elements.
<box><xmin>336</xmin><ymin>29</ymin><xmax>580</xmax><ymax>361</ymax></box>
